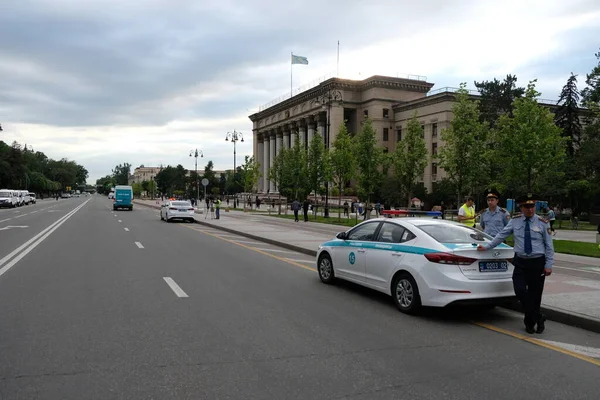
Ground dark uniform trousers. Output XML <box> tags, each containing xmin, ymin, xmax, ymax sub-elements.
<box><xmin>512</xmin><ymin>255</ymin><xmax>546</xmax><ymax>325</ymax></box>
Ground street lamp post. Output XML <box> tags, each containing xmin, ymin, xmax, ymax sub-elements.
<box><xmin>225</xmin><ymin>130</ymin><xmax>244</xmax><ymax>207</ymax></box>
<box><xmin>189</xmin><ymin>149</ymin><xmax>204</xmax><ymax>205</ymax></box>
<box><xmin>313</xmin><ymin>86</ymin><xmax>343</xmax><ymax>218</ymax></box>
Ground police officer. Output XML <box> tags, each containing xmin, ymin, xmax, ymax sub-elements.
<box><xmin>479</xmin><ymin>188</ymin><xmax>510</xmax><ymax>237</ymax></box>
<box><xmin>476</xmin><ymin>193</ymin><xmax>554</xmax><ymax>334</ymax></box>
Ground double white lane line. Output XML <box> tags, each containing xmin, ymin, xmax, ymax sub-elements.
<box><xmin>0</xmin><ymin>199</ymin><xmax>91</xmax><ymax>279</ymax></box>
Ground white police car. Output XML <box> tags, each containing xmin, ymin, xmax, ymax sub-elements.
<box><xmin>316</xmin><ymin>218</ymin><xmax>516</xmax><ymax>314</ymax></box>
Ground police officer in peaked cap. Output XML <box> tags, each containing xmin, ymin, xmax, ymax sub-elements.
<box><xmin>477</xmin><ymin>193</ymin><xmax>554</xmax><ymax>334</ymax></box>
<box><xmin>479</xmin><ymin>188</ymin><xmax>510</xmax><ymax>237</ymax></box>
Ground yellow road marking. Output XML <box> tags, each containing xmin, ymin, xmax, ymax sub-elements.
<box><xmin>181</xmin><ymin>225</ymin><xmax>317</xmax><ymax>273</ymax></box>
<box><xmin>183</xmin><ymin>224</ymin><xmax>600</xmax><ymax>367</ymax></box>
<box><xmin>473</xmin><ymin>322</ymin><xmax>600</xmax><ymax>367</ymax></box>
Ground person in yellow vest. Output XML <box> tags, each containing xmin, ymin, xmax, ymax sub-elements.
<box><xmin>458</xmin><ymin>196</ymin><xmax>476</xmax><ymax>227</ymax></box>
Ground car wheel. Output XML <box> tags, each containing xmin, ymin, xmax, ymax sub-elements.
<box><xmin>392</xmin><ymin>273</ymin><xmax>422</xmax><ymax>314</ymax></box>
<box><xmin>317</xmin><ymin>253</ymin><xmax>335</xmax><ymax>284</ymax></box>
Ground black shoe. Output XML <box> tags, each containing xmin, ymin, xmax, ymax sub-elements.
<box><xmin>536</xmin><ymin>316</ymin><xmax>546</xmax><ymax>334</ymax></box>
<box><xmin>525</xmin><ymin>324</ymin><xmax>535</xmax><ymax>334</ymax></box>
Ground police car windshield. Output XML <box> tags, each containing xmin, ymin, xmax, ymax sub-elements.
<box><xmin>419</xmin><ymin>224</ymin><xmax>492</xmax><ymax>243</ymax></box>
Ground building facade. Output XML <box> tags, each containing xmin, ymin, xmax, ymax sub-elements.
<box><xmin>248</xmin><ymin>75</ymin><xmax>559</xmax><ymax>195</ymax></box>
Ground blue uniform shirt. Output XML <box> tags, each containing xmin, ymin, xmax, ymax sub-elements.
<box><xmin>480</xmin><ymin>207</ymin><xmax>509</xmax><ymax>237</ymax></box>
<box><xmin>483</xmin><ymin>214</ymin><xmax>554</xmax><ymax>269</ymax></box>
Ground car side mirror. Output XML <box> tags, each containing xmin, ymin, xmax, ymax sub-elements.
<box><xmin>336</xmin><ymin>231</ymin><xmax>347</xmax><ymax>240</ymax></box>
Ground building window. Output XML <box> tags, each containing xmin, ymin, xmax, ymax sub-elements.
<box><xmin>383</xmin><ymin>128</ymin><xmax>389</xmax><ymax>141</ymax></box>
<box><xmin>383</xmin><ymin>108</ymin><xmax>389</xmax><ymax>118</ymax></box>
<box><xmin>432</xmin><ymin>163</ymin><xmax>438</xmax><ymax>175</ymax></box>
<box><xmin>432</xmin><ymin>123</ymin><xmax>438</xmax><ymax>138</ymax></box>
<box><xmin>421</xmin><ymin>124</ymin><xmax>425</xmax><ymax>138</ymax></box>
<box><xmin>396</xmin><ymin>128</ymin><xmax>402</xmax><ymax>142</ymax></box>
<box><xmin>363</xmin><ymin>109</ymin><xmax>368</xmax><ymax>118</ymax></box>
<box><xmin>432</xmin><ymin>142</ymin><xmax>438</xmax><ymax>156</ymax></box>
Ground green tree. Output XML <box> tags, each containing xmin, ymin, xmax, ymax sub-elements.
<box><xmin>391</xmin><ymin>112</ymin><xmax>428</xmax><ymax>206</ymax></box>
<box><xmin>306</xmin><ymin>133</ymin><xmax>329</xmax><ymax>205</ymax></box>
<box><xmin>354</xmin><ymin>118</ymin><xmax>384</xmax><ymax>216</ymax></box>
<box><xmin>555</xmin><ymin>73</ymin><xmax>582</xmax><ymax>157</ymax></box>
<box><xmin>493</xmin><ymin>80</ymin><xmax>566</xmax><ymax>192</ymax></box>
<box><xmin>112</xmin><ymin>163</ymin><xmax>131</xmax><ymax>185</ymax></box>
<box><xmin>438</xmin><ymin>83</ymin><xmax>489</xmax><ymax>205</ymax></box>
<box><xmin>147</xmin><ymin>180</ymin><xmax>157</xmax><ymax>199</ymax></box>
<box><xmin>581</xmin><ymin>48</ymin><xmax>600</xmax><ymax>107</ymax></box>
<box><xmin>132</xmin><ymin>182</ymin><xmax>142</xmax><ymax>197</ymax></box>
<box><xmin>329</xmin><ymin>121</ymin><xmax>357</xmax><ymax>219</ymax></box>
<box><xmin>240</xmin><ymin>155</ymin><xmax>262</xmax><ymax>194</ymax></box>
<box><xmin>474</xmin><ymin>74</ymin><xmax>525</xmax><ymax>128</ymax></box>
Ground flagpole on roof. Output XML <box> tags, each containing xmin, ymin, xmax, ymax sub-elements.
<box><xmin>337</xmin><ymin>41</ymin><xmax>339</xmax><ymax>77</ymax></box>
<box><xmin>290</xmin><ymin>52</ymin><xmax>293</xmax><ymax>98</ymax></box>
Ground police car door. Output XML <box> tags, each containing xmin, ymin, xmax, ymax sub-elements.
<box><xmin>335</xmin><ymin>221</ymin><xmax>382</xmax><ymax>284</ymax></box>
<box><xmin>367</xmin><ymin>222</ymin><xmax>416</xmax><ymax>290</ymax></box>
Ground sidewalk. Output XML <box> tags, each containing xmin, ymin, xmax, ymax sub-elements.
<box><xmin>136</xmin><ymin>199</ymin><xmax>600</xmax><ymax>333</ymax></box>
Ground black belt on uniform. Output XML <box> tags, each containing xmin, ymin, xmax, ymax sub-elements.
<box><xmin>515</xmin><ymin>254</ymin><xmax>544</xmax><ymax>259</ymax></box>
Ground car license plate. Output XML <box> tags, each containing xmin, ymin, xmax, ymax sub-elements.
<box><xmin>178</xmin><ymin>208</ymin><xmax>187</xmax><ymax>212</ymax></box>
<box><xmin>479</xmin><ymin>261</ymin><xmax>508</xmax><ymax>272</ymax></box>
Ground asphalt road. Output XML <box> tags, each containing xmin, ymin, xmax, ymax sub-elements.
<box><xmin>1</xmin><ymin>195</ymin><xmax>599</xmax><ymax>399</ymax></box>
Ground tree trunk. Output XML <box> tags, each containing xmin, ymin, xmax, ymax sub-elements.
<box><xmin>339</xmin><ymin>185</ymin><xmax>342</xmax><ymax>220</ymax></box>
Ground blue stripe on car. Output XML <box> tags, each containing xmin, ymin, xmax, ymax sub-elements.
<box><xmin>320</xmin><ymin>240</ymin><xmax>440</xmax><ymax>255</ymax></box>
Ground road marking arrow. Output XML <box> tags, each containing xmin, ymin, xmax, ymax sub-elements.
<box><xmin>0</xmin><ymin>226</ymin><xmax>29</xmax><ymax>231</ymax></box>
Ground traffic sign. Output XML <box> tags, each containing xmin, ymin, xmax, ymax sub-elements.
<box><xmin>201</xmin><ymin>178</ymin><xmax>209</xmax><ymax>187</ymax></box>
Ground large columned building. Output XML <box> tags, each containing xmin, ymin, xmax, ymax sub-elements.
<box><xmin>249</xmin><ymin>75</ymin><xmax>438</xmax><ymax>194</ymax></box>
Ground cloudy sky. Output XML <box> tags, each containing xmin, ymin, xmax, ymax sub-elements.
<box><xmin>1</xmin><ymin>0</ymin><xmax>599</xmax><ymax>183</ymax></box>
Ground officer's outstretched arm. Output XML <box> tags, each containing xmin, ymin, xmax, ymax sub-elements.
<box><xmin>481</xmin><ymin>219</ymin><xmax>514</xmax><ymax>250</ymax></box>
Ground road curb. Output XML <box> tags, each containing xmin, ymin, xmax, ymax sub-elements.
<box><xmin>501</xmin><ymin>302</ymin><xmax>600</xmax><ymax>334</ymax></box>
<box><xmin>135</xmin><ymin>200</ymin><xmax>600</xmax><ymax>334</ymax></box>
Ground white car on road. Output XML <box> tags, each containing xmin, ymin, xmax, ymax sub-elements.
<box><xmin>316</xmin><ymin>218</ymin><xmax>516</xmax><ymax>314</ymax></box>
<box><xmin>160</xmin><ymin>200</ymin><xmax>196</xmax><ymax>223</ymax></box>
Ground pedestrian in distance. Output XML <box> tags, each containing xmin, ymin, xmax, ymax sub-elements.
<box><xmin>479</xmin><ymin>188</ymin><xmax>510</xmax><ymax>237</ymax></box>
<box><xmin>477</xmin><ymin>193</ymin><xmax>554</xmax><ymax>334</ymax></box>
<box><xmin>292</xmin><ymin>199</ymin><xmax>300</xmax><ymax>222</ymax></box>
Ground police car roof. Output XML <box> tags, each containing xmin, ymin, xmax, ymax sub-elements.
<box><xmin>374</xmin><ymin>217</ymin><xmax>462</xmax><ymax>227</ymax></box>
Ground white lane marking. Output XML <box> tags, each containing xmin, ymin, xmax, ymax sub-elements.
<box><xmin>163</xmin><ymin>277</ymin><xmax>189</xmax><ymax>298</ymax></box>
<box><xmin>285</xmin><ymin>258</ymin><xmax>314</xmax><ymax>264</ymax></box>
<box><xmin>214</xmin><ymin>234</ymin><xmax>243</xmax><ymax>238</ymax></box>
<box><xmin>253</xmin><ymin>248</ymin><xmax>296</xmax><ymax>254</ymax></box>
<box><xmin>135</xmin><ymin>242</ymin><xmax>144</xmax><ymax>249</ymax></box>
<box><xmin>539</xmin><ymin>340</ymin><xmax>600</xmax><ymax>359</ymax></box>
<box><xmin>0</xmin><ymin>226</ymin><xmax>28</xmax><ymax>231</ymax></box>
<box><xmin>118</xmin><ymin>220</ymin><xmax>122</xmax><ymax>223</ymax></box>
<box><xmin>0</xmin><ymin>218</ymin><xmax>11</xmax><ymax>223</ymax></box>
<box><xmin>30</xmin><ymin>211</ymin><xmax>38</xmax><ymax>214</ymax></box>
<box><xmin>13</xmin><ymin>214</ymin><xmax>27</xmax><ymax>219</ymax></box>
<box><xmin>0</xmin><ymin>200</ymin><xmax>91</xmax><ymax>279</ymax></box>
<box><xmin>124</xmin><ymin>228</ymin><xmax>130</xmax><ymax>232</ymax></box>
<box><xmin>234</xmin><ymin>240</ymin><xmax>262</xmax><ymax>244</ymax></box>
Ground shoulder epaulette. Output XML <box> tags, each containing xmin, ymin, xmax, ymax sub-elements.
<box><xmin>499</xmin><ymin>207</ymin><xmax>507</xmax><ymax>213</ymax></box>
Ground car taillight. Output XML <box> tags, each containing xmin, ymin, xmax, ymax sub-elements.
<box><xmin>188</xmin><ymin>208</ymin><xmax>194</xmax><ymax>211</ymax></box>
<box><xmin>169</xmin><ymin>207</ymin><xmax>177</xmax><ymax>210</ymax></box>
<box><xmin>424</xmin><ymin>253</ymin><xmax>476</xmax><ymax>265</ymax></box>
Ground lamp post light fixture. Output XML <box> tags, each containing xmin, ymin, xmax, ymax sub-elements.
<box><xmin>189</xmin><ymin>149</ymin><xmax>204</xmax><ymax>205</ymax></box>
<box><xmin>313</xmin><ymin>86</ymin><xmax>343</xmax><ymax>218</ymax></box>
<box><xmin>225</xmin><ymin>130</ymin><xmax>244</xmax><ymax>203</ymax></box>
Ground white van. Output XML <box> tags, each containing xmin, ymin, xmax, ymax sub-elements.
<box><xmin>0</xmin><ymin>189</ymin><xmax>18</xmax><ymax>208</ymax></box>
<box><xmin>18</xmin><ymin>190</ymin><xmax>31</xmax><ymax>206</ymax></box>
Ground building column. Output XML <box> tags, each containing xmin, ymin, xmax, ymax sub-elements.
<box><xmin>269</xmin><ymin>132</ymin><xmax>276</xmax><ymax>193</ymax></box>
<box><xmin>283</xmin><ymin>127</ymin><xmax>290</xmax><ymax>149</ymax></box>
<box><xmin>298</xmin><ymin>122</ymin><xmax>306</xmax><ymax>147</ymax></box>
<box><xmin>317</xmin><ymin>117</ymin><xmax>326</xmax><ymax>145</ymax></box>
<box><xmin>307</xmin><ymin>121</ymin><xmax>315</xmax><ymax>148</ymax></box>
<box><xmin>290</xmin><ymin>123</ymin><xmax>296</xmax><ymax>148</ymax></box>
<box><xmin>257</xmin><ymin>134</ymin><xmax>264</xmax><ymax>192</ymax></box>
<box><xmin>263</xmin><ymin>131</ymin><xmax>270</xmax><ymax>194</ymax></box>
